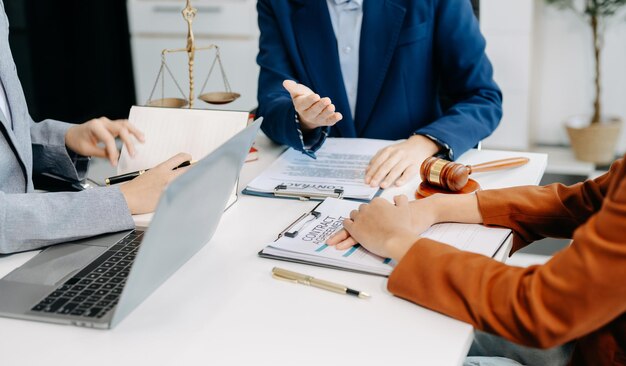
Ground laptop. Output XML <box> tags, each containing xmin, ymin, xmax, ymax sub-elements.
<box><xmin>0</xmin><ymin>118</ymin><xmax>262</xmax><ymax>329</ymax></box>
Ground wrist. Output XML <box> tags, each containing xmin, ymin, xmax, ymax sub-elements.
<box><xmin>422</xmin><ymin>193</ymin><xmax>482</xmax><ymax>225</ymax></box>
<box><xmin>409</xmin><ymin>134</ymin><xmax>440</xmax><ymax>156</ymax></box>
<box><xmin>64</xmin><ymin>125</ymin><xmax>76</xmax><ymax>148</ymax></box>
<box><xmin>119</xmin><ymin>183</ymin><xmax>137</xmax><ymax>214</ymax></box>
<box><xmin>409</xmin><ymin>195</ymin><xmax>442</xmax><ymax>226</ymax></box>
<box><xmin>426</xmin><ymin>194</ymin><xmax>448</xmax><ymax>224</ymax></box>
<box><xmin>294</xmin><ymin>112</ymin><xmax>314</xmax><ymax>133</ymax></box>
<box><xmin>384</xmin><ymin>231</ymin><xmax>421</xmax><ymax>262</ymax></box>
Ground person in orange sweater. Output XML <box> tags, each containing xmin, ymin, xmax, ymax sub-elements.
<box><xmin>328</xmin><ymin>158</ymin><xmax>626</xmax><ymax>365</ymax></box>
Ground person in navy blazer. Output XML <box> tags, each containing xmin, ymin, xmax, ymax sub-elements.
<box><xmin>256</xmin><ymin>0</ymin><xmax>502</xmax><ymax>189</ymax></box>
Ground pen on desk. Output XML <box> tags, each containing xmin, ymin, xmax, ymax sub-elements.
<box><xmin>105</xmin><ymin>160</ymin><xmax>197</xmax><ymax>186</ymax></box>
<box><xmin>271</xmin><ymin>267</ymin><xmax>370</xmax><ymax>299</ymax></box>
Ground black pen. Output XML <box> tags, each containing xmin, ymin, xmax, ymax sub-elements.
<box><xmin>105</xmin><ymin>160</ymin><xmax>196</xmax><ymax>186</ymax></box>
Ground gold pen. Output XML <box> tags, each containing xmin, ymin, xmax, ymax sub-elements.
<box><xmin>271</xmin><ymin>267</ymin><xmax>370</xmax><ymax>299</ymax></box>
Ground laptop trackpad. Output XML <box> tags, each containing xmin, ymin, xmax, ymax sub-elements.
<box><xmin>3</xmin><ymin>244</ymin><xmax>105</xmax><ymax>287</ymax></box>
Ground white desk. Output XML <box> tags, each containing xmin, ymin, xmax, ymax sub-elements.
<box><xmin>0</xmin><ymin>135</ymin><xmax>546</xmax><ymax>366</ymax></box>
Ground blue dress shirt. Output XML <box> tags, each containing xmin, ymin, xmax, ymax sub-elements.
<box><xmin>326</xmin><ymin>0</ymin><xmax>363</xmax><ymax>120</ymax></box>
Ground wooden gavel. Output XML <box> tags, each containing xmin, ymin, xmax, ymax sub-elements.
<box><xmin>420</xmin><ymin>156</ymin><xmax>530</xmax><ymax>192</ymax></box>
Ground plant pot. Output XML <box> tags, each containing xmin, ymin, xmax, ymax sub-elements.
<box><xmin>565</xmin><ymin>116</ymin><xmax>622</xmax><ymax>164</ymax></box>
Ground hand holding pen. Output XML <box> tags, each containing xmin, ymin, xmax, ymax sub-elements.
<box><xmin>106</xmin><ymin>159</ymin><xmax>197</xmax><ymax>185</ymax></box>
<box><xmin>118</xmin><ymin>153</ymin><xmax>193</xmax><ymax>214</ymax></box>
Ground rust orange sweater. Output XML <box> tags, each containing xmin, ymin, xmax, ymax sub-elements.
<box><xmin>388</xmin><ymin>158</ymin><xmax>626</xmax><ymax>365</ymax></box>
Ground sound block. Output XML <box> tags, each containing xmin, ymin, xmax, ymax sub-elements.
<box><xmin>415</xmin><ymin>178</ymin><xmax>481</xmax><ymax>199</ymax></box>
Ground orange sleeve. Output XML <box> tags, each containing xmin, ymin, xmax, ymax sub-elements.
<box><xmin>388</xmin><ymin>159</ymin><xmax>626</xmax><ymax>349</ymax></box>
<box><xmin>476</xmin><ymin>160</ymin><xmax>618</xmax><ymax>253</ymax></box>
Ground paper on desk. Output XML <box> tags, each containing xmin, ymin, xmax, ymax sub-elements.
<box><xmin>245</xmin><ymin>138</ymin><xmax>394</xmax><ymax>201</ymax></box>
<box><xmin>420</xmin><ymin>222</ymin><xmax>510</xmax><ymax>258</ymax></box>
<box><xmin>118</xmin><ymin>106</ymin><xmax>248</xmax><ymax>226</ymax></box>
<box><xmin>118</xmin><ymin>106</ymin><xmax>248</xmax><ymax>173</ymax></box>
<box><xmin>261</xmin><ymin>198</ymin><xmax>393</xmax><ymax>275</ymax></box>
<box><xmin>260</xmin><ymin>198</ymin><xmax>510</xmax><ymax>276</ymax></box>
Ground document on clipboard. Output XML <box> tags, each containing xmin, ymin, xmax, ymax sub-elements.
<box><xmin>259</xmin><ymin>198</ymin><xmax>512</xmax><ymax>276</ymax></box>
<box><xmin>242</xmin><ymin>138</ymin><xmax>395</xmax><ymax>201</ymax></box>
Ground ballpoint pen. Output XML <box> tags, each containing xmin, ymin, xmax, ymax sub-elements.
<box><xmin>105</xmin><ymin>160</ymin><xmax>197</xmax><ymax>186</ymax></box>
<box><xmin>271</xmin><ymin>267</ymin><xmax>370</xmax><ymax>299</ymax></box>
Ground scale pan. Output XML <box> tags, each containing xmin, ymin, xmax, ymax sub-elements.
<box><xmin>146</xmin><ymin>98</ymin><xmax>189</xmax><ymax>108</ymax></box>
<box><xmin>198</xmin><ymin>92</ymin><xmax>240</xmax><ymax>105</ymax></box>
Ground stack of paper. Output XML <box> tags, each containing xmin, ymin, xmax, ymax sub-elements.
<box><xmin>260</xmin><ymin>198</ymin><xmax>511</xmax><ymax>276</ymax></box>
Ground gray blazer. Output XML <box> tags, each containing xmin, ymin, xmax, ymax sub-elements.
<box><xmin>0</xmin><ymin>3</ymin><xmax>133</xmax><ymax>254</ymax></box>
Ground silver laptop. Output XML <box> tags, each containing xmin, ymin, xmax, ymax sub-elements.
<box><xmin>0</xmin><ymin>118</ymin><xmax>262</xmax><ymax>329</ymax></box>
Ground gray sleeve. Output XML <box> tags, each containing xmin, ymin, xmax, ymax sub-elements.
<box><xmin>0</xmin><ymin>186</ymin><xmax>134</xmax><ymax>254</ymax></box>
<box><xmin>30</xmin><ymin>119</ymin><xmax>90</xmax><ymax>181</ymax></box>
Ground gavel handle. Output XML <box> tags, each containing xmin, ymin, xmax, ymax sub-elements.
<box><xmin>467</xmin><ymin>157</ymin><xmax>530</xmax><ymax>174</ymax></box>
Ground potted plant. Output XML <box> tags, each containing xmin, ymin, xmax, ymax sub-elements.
<box><xmin>546</xmin><ymin>0</ymin><xmax>625</xmax><ymax>164</ymax></box>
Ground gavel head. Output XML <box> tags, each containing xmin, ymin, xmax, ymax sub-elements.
<box><xmin>420</xmin><ymin>157</ymin><xmax>470</xmax><ymax>192</ymax></box>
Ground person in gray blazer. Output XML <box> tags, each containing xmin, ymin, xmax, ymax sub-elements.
<box><xmin>0</xmin><ymin>2</ymin><xmax>190</xmax><ymax>254</ymax></box>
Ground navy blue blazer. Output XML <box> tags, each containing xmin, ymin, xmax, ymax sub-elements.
<box><xmin>256</xmin><ymin>0</ymin><xmax>502</xmax><ymax>160</ymax></box>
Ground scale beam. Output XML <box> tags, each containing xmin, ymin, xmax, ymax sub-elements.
<box><xmin>145</xmin><ymin>0</ymin><xmax>240</xmax><ymax>108</ymax></box>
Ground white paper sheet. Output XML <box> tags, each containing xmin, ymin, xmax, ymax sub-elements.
<box><xmin>118</xmin><ymin>106</ymin><xmax>248</xmax><ymax>173</ymax></box>
<box><xmin>245</xmin><ymin>138</ymin><xmax>395</xmax><ymax>200</ymax></box>
<box><xmin>118</xmin><ymin>106</ymin><xmax>248</xmax><ymax>226</ymax></box>
<box><xmin>261</xmin><ymin>198</ymin><xmax>510</xmax><ymax>276</ymax></box>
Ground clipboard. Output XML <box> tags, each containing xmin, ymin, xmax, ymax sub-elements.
<box><xmin>275</xmin><ymin>201</ymin><xmax>324</xmax><ymax>240</ymax></box>
<box><xmin>242</xmin><ymin>185</ymin><xmax>381</xmax><ymax>202</ymax></box>
<box><xmin>257</xmin><ymin>252</ymin><xmax>389</xmax><ymax>277</ymax></box>
<box><xmin>257</xmin><ymin>200</ymin><xmax>393</xmax><ymax>277</ymax></box>
<box><xmin>257</xmin><ymin>196</ymin><xmax>513</xmax><ymax>277</ymax></box>
<box><xmin>242</xmin><ymin>138</ymin><xmax>395</xmax><ymax>202</ymax></box>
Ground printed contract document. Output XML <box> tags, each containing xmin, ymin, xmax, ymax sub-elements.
<box><xmin>244</xmin><ymin>138</ymin><xmax>395</xmax><ymax>201</ymax></box>
<box><xmin>260</xmin><ymin>198</ymin><xmax>511</xmax><ymax>276</ymax></box>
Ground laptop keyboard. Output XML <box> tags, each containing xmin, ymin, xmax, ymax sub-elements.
<box><xmin>30</xmin><ymin>230</ymin><xmax>144</xmax><ymax>319</ymax></box>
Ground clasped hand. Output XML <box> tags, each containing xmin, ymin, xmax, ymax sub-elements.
<box><xmin>327</xmin><ymin>195</ymin><xmax>432</xmax><ymax>262</ymax></box>
<box><xmin>365</xmin><ymin>135</ymin><xmax>439</xmax><ymax>188</ymax></box>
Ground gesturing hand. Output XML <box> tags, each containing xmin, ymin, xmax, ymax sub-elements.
<box><xmin>365</xmin><ymin>135</ymin><xmax>440</xmax><ymax>188</ymax></box>
<box><xmin>283</xmin><ymin>80</ymin><xmax>343</xmax><ymax>132</ymax></box>
<box><xmin>119</xmin><ymin>153</ymin><xmax>192</xmax><ymax>214</ymax></box>
<box><xmin>65</xmin><ymin>117</ymin><xmax>145</xmax><ymax>167</ymax></box>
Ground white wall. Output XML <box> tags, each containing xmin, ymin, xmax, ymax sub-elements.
<box><xmin>127</xmin><ymin>0</ymin><xmax>259</xmax><ymax>112</ymax></box>
<box><xmin>531</xmin><ymin>1</ymin><xmax>626</xmax><ymax>153</ymax></box>
<box><xmin>481</xmin><ymin>0</ymin><xmax>534</xmax><ymax>151</ymax></box>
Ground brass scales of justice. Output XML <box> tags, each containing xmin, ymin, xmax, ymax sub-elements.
<box><xmin>146</xmin><ymin>0</ymin><xmax>240</xmax><ymax>108</ymax></box>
